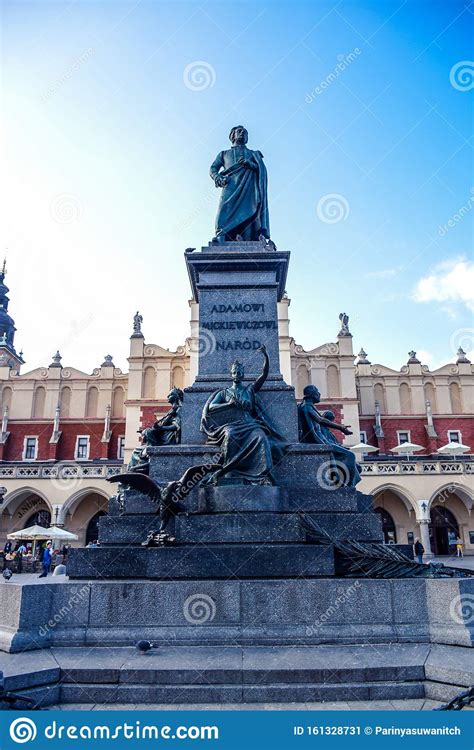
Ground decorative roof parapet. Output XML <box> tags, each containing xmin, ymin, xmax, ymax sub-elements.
<box><xmin>338</xmin><ymin>312</ymin><xmax>351</xmax><ymax>337</ymax></box>
<box><xmin>49</xmin><ymin>351</ymin><xmax>63</xmax><ymax>368</ymax></box>
<box><xmin>357</xmin><ymin>348</ymin><xmax>371</xmax><ymax>365</ymax></box>
<box><xmin>456</xmin><ymin>347</ymin><xmax>471</xmax><ymax>364</ymax></box>
<box><xmin>407</xmin><ymin>350</ymin><xmax>421</xmax><ymax>364</ymax></box>
<box><xmin>132</xmin><ymin>311</ymin><xmax>144</xmax><ymax>338</ymax></box>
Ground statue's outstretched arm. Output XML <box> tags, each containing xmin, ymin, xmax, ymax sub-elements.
<box><xmin>311</xmin><ymin>409</ymin><xmax>352</xmax><ymax>435</ymax></box>
<box><xmin>253</xmin><ymin>345</ymin><xmax>269</xmax><ymax>393</ymax></box>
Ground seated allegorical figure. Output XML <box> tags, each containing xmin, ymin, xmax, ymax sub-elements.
<box><xmin>201</xmin><ymin>345</ymin><xmax>288</xmax><ymax>485</ymax></box>
<box><xmin>127</xmin><ymin>387</ymin><xmax>183</xmax><ymax>475</ymax></box>
<box><xmin>298</xmin><ymin>385</ymin><xmax>361</xmax><ymax>487</ymax></box>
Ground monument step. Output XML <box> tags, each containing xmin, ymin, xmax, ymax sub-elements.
<box><xmin>59</xmin><ymin>680</ymin><xmax>425</xmax><ymax>704</ymax></box>
<box><xmin>176</xmin><ymin>512</ymin><xmax>381</xmax><ymax>544</ymax></box>
<box><xmin>53</xmin><ymin>644</ymin><xmax>427</xmax><ymax>686</ymax></box>
<box><xmin>0</xmin><ymin>643</ymin><xmax>431</xmax><ymax>689</ymax></box>
<box><xmin>113</xmin><ymin>482</ymin><xmax>370</xmax><ymax>517</ymax></box>
<box><xmin>197</xmin><ymin>485</ymin><xmax>366</xmax><ymax>514</ymax></box>
<box><xmin>2</xmin><ymin>643</ymin><xmax>469</xmax><ymax>707</ymax></box>
<box><xmin>98</xmin><ymin>512</ymin><xmax>382</xmax><ymax>546</ymax></box>
<box><xmin>68</xmin><ymin>543</ymin><xmax>335</xmax><ymax>579</ymax></box>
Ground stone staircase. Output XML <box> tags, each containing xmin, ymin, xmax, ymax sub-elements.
<box><xmin>1</xmin><ymin>643</ymin><xmax>472</xmax><ymax>708</ymax></box>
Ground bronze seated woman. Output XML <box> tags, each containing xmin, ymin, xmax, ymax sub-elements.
<box><xmin>201</xmin><ymin>345</ymin><xmax>287</xmax><ymax>485</ymax></box>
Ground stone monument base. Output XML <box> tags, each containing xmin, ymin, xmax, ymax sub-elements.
<box><xmin>68</xmin><ymin>445</ymin><xmax>382</xmax><ymax>580</ymax></box>
<box><xmin>1</xmin><ymin>577</ymin><xmax>473</xmax><ymax>654</ymax></box>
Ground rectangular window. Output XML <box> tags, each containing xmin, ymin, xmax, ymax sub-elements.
<box><xmin>359</xmin><ymin>431</ymin><xmax>367</xmax><ymax>443</ymax></box>
<box><xmin>23</xmin><ymin>437</ymin><xmax>38</xmax><ymax>460</ymax></box>
<box><xmin>75</xmin><ymin>436</ymin><xmax>90</xmax><ymax>460</ymax></box>
<box><xmin>118</xmin><ymin>436</ymin><xmax>126</xmax><ymax>460</ymax></box>
<box><xmin>397</xmin><ymin>431</ymin><xmax>410</xmax><ymax>445</ymax></box>
<box><xmin>448</xmin><ymin>430</ymin><xmax>461</xmax><ymax>443</ymax></box>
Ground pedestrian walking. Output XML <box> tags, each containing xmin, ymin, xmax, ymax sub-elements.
<box><xmin>455</xmin><ymin>537</ymin><xmax>464</xmax><ymax>558</ymax></box>
<box><xmin>38</xmin><ymin>541</ymin><xmax>53</xmax><ymax>578</ymax></box>
<box><xmin>414</xmin><ymin>538</ymin><xmax>424</xmax><ymax>564</ymax></box>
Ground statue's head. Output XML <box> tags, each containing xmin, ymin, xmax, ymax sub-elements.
<box><xmin>303</xmin><ymin>384</ymin><xmax>321</xmax><ymax>403</ymax></box>
<box><xmin>230</xmin><ymin>359</ymin><xmax>244</xmax><ymax>383</ymax></box>
<box><xmin>229</xmin><ymin>125</ymin><xmax>248</xmax><ymax>145</ymax></box>
<box><xmin>168</xmin><ymin>388</ymin><xmax>184</xmax><ymax>405</ymax></box>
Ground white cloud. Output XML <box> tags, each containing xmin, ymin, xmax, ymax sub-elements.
<box><xmin>413</xmin><ymin>258</ymin><xmax>474</xmax><ymax>311</ymax></box>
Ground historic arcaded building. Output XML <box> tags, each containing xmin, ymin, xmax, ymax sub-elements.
<box><xmin>0</xmin><ymin>268</ymin><xmax>472</xmax><ymax>556</ymax></box>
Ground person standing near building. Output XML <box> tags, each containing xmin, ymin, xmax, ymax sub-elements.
<box><xmin>38</xmin><ymin>541</ymin><xmax>52</xmax><ymax>578</ymax></box>
<box><xmin>15</xmin><ymin>543</ymin><xmax>26</xmax><ymax>574</ymax></box>
<box><xmin>455</xmin><ymin>536</ymin><xmax>464</xmax><ymax>558</ymax></box>
<box><xmin>414</xmin><ymin>538</ymin><xmax>424</xmax><ymax>564</ymax></box>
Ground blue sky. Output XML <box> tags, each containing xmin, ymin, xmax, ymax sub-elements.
<box><xmin>2</xmin><ymin>0</ymin><xmax>473</xmax><ymax>373</ymax></box>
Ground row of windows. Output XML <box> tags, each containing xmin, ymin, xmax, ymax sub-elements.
<box><xmin>0</xmin><ymin>386</ymin><xmax>126</xmax><ymax>420</ymax></box>
<box><xmin>21</xmin><ymin>428</ymin><xmax>464</xmax><ymax>461</ymax></box>
<box><xmin>295</xmin><ymin>364</ymin><xmax>340</xmax><ymax>399</ymax></box>
<box><xmin>359</xmin><ymin>430</ymin><xmax>463</xmax><ymax>446</ymax></box>
<box><xmin>295</xmin><ymin>365</ymin><xmax>465</xmax><ymax>415</ymax></box>
<box><xmin>142</xmin><ymin>365</ymin><xmax>185</xmax><ymax>398</ymax></box>
<box><xmin>373</xmin><ymin>381</ymin><xmax>463</xmax><ymax>415</ymax></box>
<box><xmin>22</xmin><ymin>435</ymin><xmax>126</xmax><ymax>461</ymax></box>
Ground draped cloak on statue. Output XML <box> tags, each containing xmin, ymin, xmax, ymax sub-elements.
<box><xmin>210</xmin><ymin>145</ymin><xmax>270</xmax><ymax>241</ymax></box>
<box><xmin>201</xmin><ymin>383</ymin><xmax>287</xmax><ymax>484</ymax></box>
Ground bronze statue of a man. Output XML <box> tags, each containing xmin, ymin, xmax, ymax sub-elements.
<box><xmin>298</xmin><ymin>385</ymin><xmax>361</xmax><ymax>487</ymax></box>
<box><xmin>210</xmin><ymin>126</ymin><xmax>270</xmax><ymax>243</ymax></box>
